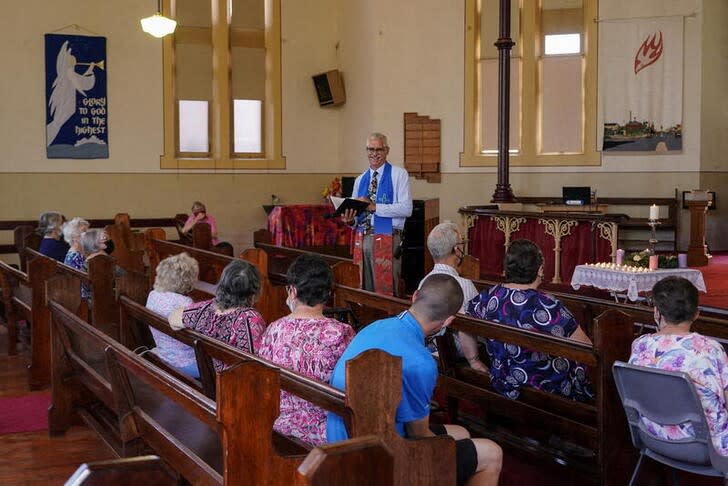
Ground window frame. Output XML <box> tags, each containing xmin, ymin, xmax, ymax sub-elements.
<box><xmin>460</xmin><ymin>0</ymin><xmax>600</xmax><ymax>167</ymax></box>
<box><xmin>160</xmin><ymin>0</ymin><xmax>285</xmax><ymax>169</ymax></box>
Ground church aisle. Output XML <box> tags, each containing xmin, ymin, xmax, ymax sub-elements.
<box><xmin>0</xmin><ymin>331</ymin><xmax>115</xmax><ymax>485</ymax></box>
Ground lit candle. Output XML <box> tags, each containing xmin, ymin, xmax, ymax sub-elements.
<box><xmin>649</xmin><ymin>204</ymin><xmax>659</xmax><ymax>221</ymax></box>
<box><xmin>616</xmin><ymin>249</ymin><xmax>624</xmax><ymax>265</ymax></box>
<box><xmin>649</xmin><ymin>255</ymin><xmax>658</xmax><ymax>270</ymax></box>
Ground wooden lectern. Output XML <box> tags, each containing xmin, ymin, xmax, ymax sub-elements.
<box><xmin>686</xmin><ymin>192</ymin><xmax>711</xmax><ymax>267</ymax></box>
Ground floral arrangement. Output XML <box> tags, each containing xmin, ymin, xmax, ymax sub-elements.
<box><xmin>322</xmin><ymin>177</ymin><xmax>343</xmax><ymax>198</ymax></box>
<box><xmin>624</xmin><ymin>250</ymin><xmax>678</xmax><ymax>269</ymax></box>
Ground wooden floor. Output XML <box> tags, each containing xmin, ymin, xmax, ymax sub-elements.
<box><xmin>0</xmin><ymin>335</ymin><xmax>115</xmax><ymax>485</ymax></box>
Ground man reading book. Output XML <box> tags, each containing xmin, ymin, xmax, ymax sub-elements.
<box><xmin>341</xmin><ymin>132</ymin><xmax>412</xmax><ymax>296</ymax></box>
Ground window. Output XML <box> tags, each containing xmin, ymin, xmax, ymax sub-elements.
<box><xmin>461</xmin><ymin>0</ymin><xmax>599</xmax><ymax>166</ymax></box>
<box><xmin>544</xmin><ymin>34</ymin><xmax>581</xmax><ymax>55</ymax></box>
<box><xmin>160</xmin><ymin>0</ymin><xmax>284</xmax><ymax>169</ymax></box>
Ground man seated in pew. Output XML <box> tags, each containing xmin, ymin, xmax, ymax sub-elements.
<box><xmin>419</xmin><ymin>222</ymin><xmax>485</xmax><ymax>372</ymax></box>
<box><xmin>180</xmin><ymin>201</ymin><xmax>234</xmax><ymax>255</ymax></box>
<box><xmin>630</xmin><ymin>276</ymin><xmax>728</xmax><ymax>456</ymax></box>
<box><xmin>170</xmin><ymin>259</ymin><xmax>267</xmax><ymax>366</ymax></box>
<box><xmin>466</xmin><ymin>239</ymin><xmax>593</xmax><ymax>402</ymax></box>
<box><xmin>258</xmin><ymin>254</ymin><xmax>355</xmax><ymax>446</ymax></box>
<box><xmin>145</xmin><ymin>253</ymin><xmax>200</xmax><ymax>378</ymax></box>
<box><xmin>37</xmin><ymin>211</ymin><xmax>69</xmax><ymax>262</ymax></box>
<box><xmin>327</xmin><ymin>274</ymin><xmax>502</xmax><ymax>486</ymax></box>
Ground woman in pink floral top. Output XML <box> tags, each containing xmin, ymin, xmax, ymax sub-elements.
<box><xmin>258</xmin><ymin>254</ymin><xmax>355</xmax><ymax>446</ymax></box>
<box><xmin>170</xmin><ymin>260</ymin><xmax>267</xmax><ymax>370</ymax></box>
<box><xmin>629</xmin><ymin>276</ymin><xmax>728</xmax><ymax>455</ymax></box>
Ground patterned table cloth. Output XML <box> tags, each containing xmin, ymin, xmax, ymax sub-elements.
<box><xmin>571</xmin><ymin>265</ymin><xmax>706</xmax><ymax>301</ymax></box>
<box><xmin>267</xmin><ymin>204</ymin><xmax>353</xmax><ymax>248</ymax></box>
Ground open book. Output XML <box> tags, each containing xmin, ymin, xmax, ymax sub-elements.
<box><xmin>329</xmin><ymin>196</ymin><xmax>370</xmax><ymax>217</ymax></box>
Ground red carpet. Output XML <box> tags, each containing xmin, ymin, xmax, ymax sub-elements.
<box><xmin>694</xmin><ymin>253</ymin><xmax>728</xmax><ymax>309</ymax></box>
<box><xmin>0</xmin><ymin>392</ymin><xmax>50</xmax><ymax>435</ymax></box>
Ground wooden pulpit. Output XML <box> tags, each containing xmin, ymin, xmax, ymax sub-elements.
<box><xmin>686</xmin><ymin>198</ymin><xmax>711</xmax><ymax>267</ymax></box>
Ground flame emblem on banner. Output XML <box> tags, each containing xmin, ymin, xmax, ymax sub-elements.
<box><xmin>634</xmin><ymin>31</ymin><xmax>663</xmax><ymax>74</ymax></box>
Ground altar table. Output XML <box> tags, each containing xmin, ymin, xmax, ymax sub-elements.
<box><xmin>571</xmin><ymin>265</ymin><xmax>707</xmax><ymax>302</ymax></box>
<box><xmin>460</xmin><ymin>206</ymin><xmax>620</xmax><ymax>283</ymax></box>
<box><xmin>267</xmin><ymin>204</ymin><xmax>352</xmax><ymax>249</ymax></box>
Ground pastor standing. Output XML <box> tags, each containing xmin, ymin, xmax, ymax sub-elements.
<box><xmin>342</xmin><ymin>132</ymin><xmax>412</xmax><ymax>296</ymax></box>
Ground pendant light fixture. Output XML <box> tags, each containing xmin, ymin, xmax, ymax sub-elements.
<box><xmin>140</xmin><ymin>0</ymin><xmax>177</xmax><ymax>38</ymax></box>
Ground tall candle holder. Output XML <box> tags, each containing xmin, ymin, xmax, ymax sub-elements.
<box><xmin>647</xmin><ymin>218</ymin><xmax>661</xmax><ymax>255</ymax></box>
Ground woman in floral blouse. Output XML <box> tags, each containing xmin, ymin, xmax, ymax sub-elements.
<box><xmin>258</xmin><ymin>254</ymin><xmax>355</xmax><ymax>446</ymax></box>
<box><xmin>467</xmin><ymin>239</ymin><xmax>593</xmax><ymax>402</ymax></box>
<box><xmin>630</xmin><ymin>276</ymin><xmax>728</xmax><ymax>455</ymax></box>
<box><xmin>146</xmin><ymin>252</ymin><xmax>199</xmax><ymax>377</ymax></box>
<box><xmin>169</xmin><ymin>259</ymin><xmax>267</xmax><ymax>368</ymax></box>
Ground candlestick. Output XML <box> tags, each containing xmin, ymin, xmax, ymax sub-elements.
<box><xmin>649</xmin><ymin>204</ymin><xmax>659</xmax><ymax>221</ymax></box>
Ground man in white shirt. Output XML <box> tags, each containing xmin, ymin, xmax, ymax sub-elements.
<box><xmin>420</xmin><ymin>222</ymin><xmax>486</xmax><ymax>371</ymax></box>
<box><xmin>342</xmin><ymin>132</ymin><xmax>412</xmax><ymax>296</ymax></box>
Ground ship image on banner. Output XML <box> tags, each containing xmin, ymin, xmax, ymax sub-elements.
<box><xmin>45</xmin><ymin>33</ymin><xmax>108</xmax><ymax>159</ymax></box>
<box><xmin>598</xmin><ymin>18</ymin><xmax>683</xmax><ymax>153</ymax></box>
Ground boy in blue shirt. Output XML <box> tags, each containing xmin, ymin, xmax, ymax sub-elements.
<box><xmin>327</xmin><ymin>274</ymin><xmax>502</xmax><ymax>486</ymax></box>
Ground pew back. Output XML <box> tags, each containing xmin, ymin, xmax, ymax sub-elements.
<box><xmin>119</xmin><ymin>296</ymin><xmax>455</xmax><ymax>485</ymax></box>
<box><xmin>332</xmin><ymin>284</ymin><xmax>635</xmax><ymax>485</ymax></box>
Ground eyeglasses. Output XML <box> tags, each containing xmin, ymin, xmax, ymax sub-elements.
<box><xmin>365</xmin><ymin>147</ymin><xmax>387</xmax><ymax>153</ymax></box>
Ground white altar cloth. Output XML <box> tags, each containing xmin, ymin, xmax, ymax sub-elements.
<box><xmin>571</xmin><ymin>265</ymin><xmax>706</xmax><ymax>301</ymax></box>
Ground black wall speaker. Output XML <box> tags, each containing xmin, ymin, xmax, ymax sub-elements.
<box><xmin>312</xmin><ymin>70</ymin><xmax>346</xmax><ymax>107</ymax></box>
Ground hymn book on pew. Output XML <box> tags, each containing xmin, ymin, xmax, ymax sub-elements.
<box><xmin>329</xmin><ymin>196</ymin><xmax>370</xmax><ymax>217</ymax></box>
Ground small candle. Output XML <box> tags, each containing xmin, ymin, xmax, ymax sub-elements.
<box><xmin>649</xmin><ymin>204</ymin><xmax>659</xmax><ymax>221</ymax></box>
<box><xmin>678</xmin><ymin>253</ymin><xmax>688</xmax><ymax>268</ymax></box>
<box><xmin>649</xmin><ymin>255</ymin><xmax>658</xmax><ymax>270</ymax></box>
<box><xmin>616</xmin><ymin>249</ymin><xmax>624</xmax><ymax>265</ymax></box>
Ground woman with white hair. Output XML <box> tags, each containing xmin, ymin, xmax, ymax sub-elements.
<box><xmin>62</xmin><ymin>217</ymin><xmax>90</xmax><ymax>269</ymax></box>
<box><xmin>65</xmin><ymin>228</ymin><xmax>107</xmax><ymax>301</ymax></box>
<box><xmin>145</xmin><ymin>253</ymin><xmax>200</xmax><ymax>377</ymax></box>
<box><xmin>37</xmin><ymin>211</ymin><xmax>68</xmax><ymax>261</ymax></box>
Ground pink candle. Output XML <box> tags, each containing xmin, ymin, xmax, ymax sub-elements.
<box><xmin>616</xmin><ymin>249</ymin><xmax>624</xmax><ymax>265</ymax></box>
<box><xmin>649</xmin><ymin>255</ymin><xmax>658</xmax><ymax>270</ymax></box>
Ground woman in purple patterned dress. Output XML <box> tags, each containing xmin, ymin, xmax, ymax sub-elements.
<box><xmin>258</xmin><ymin>254</ymin><xmax>354</xmax><ymax>446</ymax></box>
<box><xmin>169</xmin><ymin>259</ymin><xmax>266</xmax><ymax>368</ymax></box>
<box><xmin>145</xmin><ymin>253</ymin><xmax>200</xmax><ymax>377</ymax></box>
<box><xmin>467</xmin><ymin>239</ymin><xmax>593</xmax><ymax>402</ymax></box>
<box><xmin>630</xmin><ymin>276</ymin><xmax>728</xmax><ymax>455</ymax></box>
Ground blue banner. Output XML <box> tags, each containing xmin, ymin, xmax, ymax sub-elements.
<box><xmin>45</xmin><ymin>33</ymin><xmax>108</xmax><ymax>159</ymax></box>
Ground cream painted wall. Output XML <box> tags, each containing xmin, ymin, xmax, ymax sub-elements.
<box><xmin>0</xmin><ymin>173</ymin><xmax>336</xmax><ymax>258</ymax></box>
<box><xmin>0</xmin><ymin>0</ymin><xmax>342</xmax><ymax>173</ymax></box>
<box><xmin>0</xmin><ymin>0</ymin><xmax>725</xmax><ymax>254</ymax></box>
<box><xmin>335</xmin><ymin>0</ymin><xmax>723</xmax><ymax>249</ymax></box>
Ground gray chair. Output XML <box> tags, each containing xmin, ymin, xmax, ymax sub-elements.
<box><xmin>613</xmin><ymin>361</ymin><xmax>728</xmax><ymax>485</ymax></box>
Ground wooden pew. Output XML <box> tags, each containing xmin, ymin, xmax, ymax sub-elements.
<box><xmin>472</xmin><ymin>277</ymin><xmax>728</xmax><ymax>346</ymax></box>
<box><xmin>118</xmin><ymin>296</ymin><xmax>455</xmax><ymax>486</ymax></box>
<box><xmin>47</xmin><ymin>300</ymin><xmax>142</xmax><ymax>456</ymax></box>
<box><xmin>332</xmin><ymin>284</ymin><xmax>635</xmax><ymax>486</ymax></box>
<box><xmin>13</xmin><ymin>225</ymin><xmax>41</xmax><ymax>272</ymax></box>
<box><xmin>64</xmin><ymin>456</ymin><xmax>175</xmax><ymax>486</ymax></box>
<box><xmin>0</xmin><ymin>215</ymin><xmax>185</xmax><ymax>264</ymax></box>
<box><xmin>0</xmin><ymin>250</ymin><xmax>56</xmax><ymax>389</ymax></box>
<box><xmin>144</xmin><ymin>236</ymin><xmax>283</xmax><ymax>320</ymax></box>
<box><xmin>65</xmin><ymin>443</ymin><xmax>393</xmax><ymax>486</ymax></box>
<box><xmin>253</xmin><ymin>229</ymin><xmax>355</xmax><ymax>286</ymax></box>
<box><xmin>105</xmin><ymin>213</ymin><xmax>146</xmax><ymax>274</ymax></box>
<box><xmin>146</xmin><ymin>235</ymin><xmax>359</xmax><ymax>323</ymax></box>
